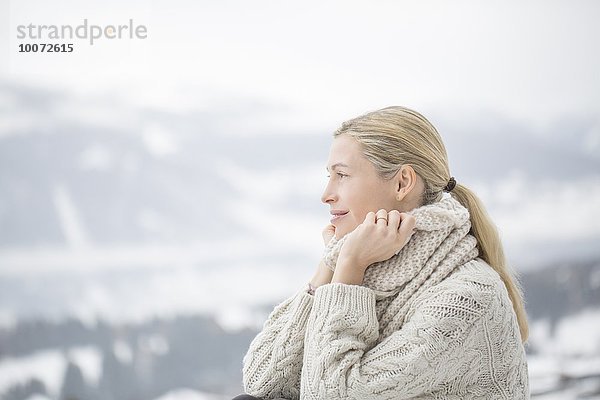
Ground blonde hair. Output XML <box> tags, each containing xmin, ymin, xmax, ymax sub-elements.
<box><xmin>333</xmin><ymin>106</ymin><xmax>529</xmax><ymax>342</ymax></box>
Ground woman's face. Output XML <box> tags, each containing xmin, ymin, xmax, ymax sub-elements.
<box><xmin>322</xmin><ymin>135</ymin><xmax>400</xmax><ymax>239</ymax></box>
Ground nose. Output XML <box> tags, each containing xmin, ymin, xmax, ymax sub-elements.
<box><xmin>321</xmin><ymin>180</ymin><xmax>337</xmax><ymax>204</ymax></box>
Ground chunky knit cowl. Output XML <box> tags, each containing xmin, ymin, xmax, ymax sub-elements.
<box><xmin>322</xmin><ymin>193</ymin><xmax>479</xmax><ymax>339</ymax></box>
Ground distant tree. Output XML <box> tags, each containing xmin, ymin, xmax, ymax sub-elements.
<box><xmin>98</xmin><ymin>344</ymin><xmax>141</xmax><ymax>400</ymax></box>
<box><xmin>1</xmin><ymin>377</ymin><xmax>47</xmax><ymax>400</ymax></box>
<box><xmin>60</xmin><ymin>360</ymin><xmax>89</xmax><ymax>400</ymax></box>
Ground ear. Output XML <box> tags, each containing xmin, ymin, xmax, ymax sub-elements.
<box><xmin>394</xmin><ymin>165</ymin><xmax>417</xmax><ymax>202</ymax></box>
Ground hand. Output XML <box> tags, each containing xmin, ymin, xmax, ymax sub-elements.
<box><xmin>338</xmin><ymin>209</ymin><xmax>416</xmax><ymax>272</ymax></box>
<box><xmin>322</xmin><ymin>224</ymin><xmax>336</xmax><ymax>246</ymax></box>
<box><xmin>307</xmin><ymin>224</ymin><xmax>337</xmax><ymax>291</ymax></box>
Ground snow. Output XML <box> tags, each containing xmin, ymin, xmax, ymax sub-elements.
<box><xmin>553</xmin><ymin>309</ymin><xmax>600</xmax><ymax>356</ymax></box>
<box><xmin>24</xmin><ymin>395</ymin><xmax>53</xmax><ymax>400</ymax></box>
<box><xmin>152</xmin><ymin>388</ymin><xmax>229</xmax><ymax>400</ymax></box>
<box><xmin>0</xmin><ymin>349</ymin><xmax>66</xmax><ymax>397</ymax></box>
<box><xmin>0</xmin><ymin>346</ymin><xmax>103</xmax><ymax>397</ymax></box>
<box><xmin>528</xmin><ymin>309</ymin><xmax>600</xmax><ymax>398</ymax></box>
<box><xmin>67</xmin><ymin>346</ymin><xmax>102</xmax><ymax>386</ymax></box>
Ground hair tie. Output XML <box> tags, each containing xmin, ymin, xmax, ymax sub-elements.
<box><xmin>443</xmin><ymin>177</ymin><xmax>456</xmax><ymax>192</ymax></box>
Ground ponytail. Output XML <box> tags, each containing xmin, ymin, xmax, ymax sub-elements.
<box><xmin>451</xmin><ymin>183</ymin><xmax>529</xmax><ymax>342</ymax></box>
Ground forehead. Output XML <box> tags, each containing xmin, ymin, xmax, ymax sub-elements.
<box><xmin>326</xmin><ymin>135</ymin><xmax>365</xmax><ymax>169</ymax></box>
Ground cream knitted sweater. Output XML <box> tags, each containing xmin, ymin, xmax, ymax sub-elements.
<box><xmin>242</xmin><ymin>197</ymin><xmax>529</xmax><ymax>399</ymax></box>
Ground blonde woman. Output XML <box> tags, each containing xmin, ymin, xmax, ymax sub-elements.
<box><xmin>236</xmin><ymin>106</ymin><xmax>529</xmax><ymax>399</ymax></box>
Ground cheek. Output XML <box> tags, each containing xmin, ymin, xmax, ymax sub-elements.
<box><xmin>343</xmin><ymin>204</ymin><xmax>369</xmax><ymax>235</ymax></box>
<box><xmin>348</xmin><ymin>188</ymin><xmax>391</xmax><ymax>224</ymax></box>
<box><xmin>349</xmin><ymin>210</ymin><xmax>366</xmax><ymax>226</ymax></box>
<box><xmin>348</xmin><ymin>194</ymin><xmax>373</xmax><ymax>224</ymax></box>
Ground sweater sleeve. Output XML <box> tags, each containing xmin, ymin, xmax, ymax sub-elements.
<box><xmin>300</xmin><ymin>281</ymin><xmax>493</xmax><ymax>399</ymax></box>
<box><xmin>242</xmin><ymin>286</ymin><xmax>314</xmax><ymax>400</ymax></box>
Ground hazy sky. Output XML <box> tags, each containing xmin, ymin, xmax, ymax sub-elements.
<box><xmin>2</xmin><ymin>1</ymin><xmax>600</xmax><ymax>267</ymax></box>
<box><xmin>3</xmin><ymin>0</ymin><xmax>600</xmax><ymax>129</ymax></box>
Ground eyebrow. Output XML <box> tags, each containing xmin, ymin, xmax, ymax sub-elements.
<box><xmin>325</xmin><ymin>162</ymin><xmax>350</xmax><ymax>172</ymax></box>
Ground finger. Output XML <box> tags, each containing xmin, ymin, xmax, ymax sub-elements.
<box><xmin>387</xmin><ymin>210</ymin><xmax>401</xmax><ymax>231</ymax></box>
<box><xmin>397</xmin><ymin>213</ymin><xmax>416</xmax><ymax>239</ymax></box>
<box><xmin>323</xmin><ymin>223</ymin><xmax>336</xmax><ymax>233</ymax></box>
<box><xmin>375</xmin><ymin>209</ymin><xmax>388</xmax><ymax>225</ymax></box>
<box><xmin>322</xmin><ymin>224</ymin><xmax>336</xmax><ymax>243</ymax></box>
<box><xmin>364</xmin><ymin>211</ymin><xmax>376</xmax><ymax>224</ymax></box>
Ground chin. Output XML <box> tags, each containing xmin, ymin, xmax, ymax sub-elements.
<box><xmin>334</xmin><ymin>224</ymin><xmax>355</xmax><ymax>240</ymax></box>
<box><xmin>333</xmin><ymin>225</ymin><xmax>345</xmax><ymax>240</ymax></box>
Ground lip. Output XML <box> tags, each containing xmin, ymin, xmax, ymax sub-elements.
<box><xmin>330</xmin><ymin>210</ymin><xmax>349</xmax><ymax>223</ymax></box>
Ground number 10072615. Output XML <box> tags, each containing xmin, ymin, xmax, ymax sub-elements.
<box><xmin>18</xmin><ymin>43</ymin><xmax>74</xmax><ymax>52</ymax></box>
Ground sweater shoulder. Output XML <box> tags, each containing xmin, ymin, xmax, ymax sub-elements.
<box><xmin>436</xmin><ymin>257</ymin><xmax>505</xmax><ymax>295</ymax></box>
<box><xmin>406</xmin><ymin>259</ymin><xmax>501</xmax><ymax>324</ymax></box>
<box><xmin>451</xmin><ymin>257</ymin><xmax>504</xmax><ymax>285</ymax></box>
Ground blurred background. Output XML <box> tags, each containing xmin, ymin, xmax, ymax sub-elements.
<box><xmin>1</xmin><ymin>0</ymin><xmax>599</xmax><ymax>399</ymax></box>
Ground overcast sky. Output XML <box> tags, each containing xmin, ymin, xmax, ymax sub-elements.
<box><xmin>3</xmin><ymin>0</ymin><xmax>599</xmax><ymax>129</ymax></box>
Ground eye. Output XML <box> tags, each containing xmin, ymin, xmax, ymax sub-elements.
<box><xmin>326</xmin><ymin>172</ymin><xmax>348</xmax><ymax>180</ymax></box>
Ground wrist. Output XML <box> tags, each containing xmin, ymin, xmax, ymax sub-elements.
<box><xmin>331</xmin><ymin>255</ymin><xmax>367</xmax><ymax>285</ymax></box>
<box><xmin>309</xmin><ymin>259</ymin><xmax>334</xmax><ymax>289</ymax></box>
<box><xmin>337</xmin><ymin>252</ymin><xmax>369</xmax><ymax>273</ymax></box>
<box><xmin>306</xmin><ymin>281</ymin><xmax>317</xmax><ymax>295</ymax></box>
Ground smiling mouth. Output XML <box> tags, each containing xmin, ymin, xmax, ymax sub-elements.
<box><xmin>330</xmin><ymin>212</ymin><xmax>348</xmax><ymax>223</ymax></box>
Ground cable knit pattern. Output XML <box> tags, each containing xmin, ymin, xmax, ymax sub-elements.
<box><xmin>243</xmin><ymin>287</ymin><xmax>314</xmax><ymax>400</ymax></box>
<box><xmin>242</xmin><ymin>194</ymin><xmax>529</xmax><ymax>399</ymax></box>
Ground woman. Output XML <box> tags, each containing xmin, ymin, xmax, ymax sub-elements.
<box><xmin>236</xmin><ymin>106</ymin><xmax>529</xmax><ymax>399</ymax></box>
